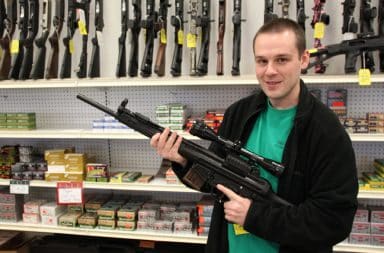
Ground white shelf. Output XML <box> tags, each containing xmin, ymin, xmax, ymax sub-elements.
<box><xmin>0</xmin><ymin>222</ymin><xmax>207</xmax><ymax>244</ymax></box>
<box><xmin>334</xmin><ymin>243</ymin><xmax>384</xmax><ymax>253</ymax></box>
<box><xmin>0</xmin><ymin>74</ymin><xmax>383</xmax><ymax>89</ymax></box>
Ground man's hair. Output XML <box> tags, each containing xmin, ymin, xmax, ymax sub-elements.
<box><xmin>253</xmin><ymin>18</ymin><xmax>306</xmax><ymax>56</ymax></box>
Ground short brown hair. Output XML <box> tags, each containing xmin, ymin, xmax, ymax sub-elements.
<box><xmin>253</xmin><ymin>18</ymin><xmax>306</xmax><ymax>56</ymax></box>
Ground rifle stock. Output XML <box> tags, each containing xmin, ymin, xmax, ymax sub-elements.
<box><xmin>216</xmin><ymin>0</ymin><xmax>225</xmax><ymax>75</ymax></box>
<box><xmin>154</xmin><ymin>0</ymin><xmax>169</xmax><ymax>77</ymax></box>
<box><xmin>170</xmin><ymin>0</ymin><xmax>183</xmax><ymax>77</ymax></box>
<box><xmin>196</xmin><ymin>0</ymin><xmax>210</xmax><ymax>76</ymax></box>
<box><xmin>264</xmin><ymin>0</ymin><xmax>277</xmax><ymax>24</ymax></box>
<box><xmin>60</xmin><ymin>0</ymin><xmax>76</xmax><ymax>79</ymax></box>
<box><xmin>75</xmin><ymin>0</ymin><xmax>90</xmax><ymax>79</ymax></box>
<box><xmin>379</xmin><ymin>0</ymin><xmax>384</xmax><ymax>72</ymax></box>
<box><xmin>77</xmin><ymin>94</ymin><xmax>292</xmax><ymax>207</ymax></box>
<box><xmin>231</xmin><ymin>0</ymin><xmax>241</xmax><ymax>76</ymax></box>
<box><xmin>116</xmin><ymin>0</ymin><xmax>128</xmax><ymax>78</ymax></box>
<box><xmin>127</xmin><ymin>0</ymin><xmax>141</xmax><ymax>77</ymax></box>
<box><xmin>88</xmin><ymin>0</ymin><xmax>103</xmax><ymax>78</ymax></box>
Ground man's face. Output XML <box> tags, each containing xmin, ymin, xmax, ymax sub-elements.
<box><xmin>253</xmin><ymin>30</ymin><xmax>309</xmax><ymax>109</ymax></box>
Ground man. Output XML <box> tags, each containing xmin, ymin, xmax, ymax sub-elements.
<box><xmin>150</xmin><ymin>18</ymin><xmax>358</xmax><ymax>253</ymax></box>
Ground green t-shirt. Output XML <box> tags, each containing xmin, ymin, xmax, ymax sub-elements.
<box><xmin>228</xmin><ymin>101</ymin><xmax>296</xmax><ymax>253</ymax></box>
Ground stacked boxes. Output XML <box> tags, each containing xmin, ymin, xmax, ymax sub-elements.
<box><xmin>186</xmin><ymin>109</ymin><xmax>225</xmax><ymax>133</ymax></box>
<box><xmin>196</xmin><ymin>197</ymin><xmax>214</xmax><ymax>236</ymax></box>
<box><xmin>22</xmin><ymin>199</ymin><xmax>47</xmax><ymax>224</ymax></box>
<box><xmin>0</xmin><ymin>113</ymin><xmax>36</xmax><ymax>130</ymax></box>
<box><xmin>97</xmin><ymin>200</ymin><xmax>125</xmax><ymax>229</ymax></box>
<box><xmin>156</xmin><ymin>103</ymin><xmax>191</xmax><ymax>131</ymax></box>
<box><xmin>360</xmin><ymin>159</ymin><xmax>384</xmax><ymax>190</ymax></box>
<box><xmin>367</xmin><ymin>113</ymin><xmax>384</xmax><ymax>134</ymax></box>
<box><xmin>0</xmin><ymin>190</ymin><xmax>23</xmax><ymax>222</ymax></box>
<box><xmin>85</xmin><ymin>163</ymin><xmax>108</xmax><ymax>182</ymax></box>
<box><xmin>92</xmin><ymin>115</ymin><xmax>133</xmax><ymax>132</ymax></box>
<box><xmin>40</xmin><ymin>202</ymin><xmax>66</xmax><ymax>226</ymax></box>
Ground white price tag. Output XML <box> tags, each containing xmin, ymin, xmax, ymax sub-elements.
<box><xmin>9</xmin><ymin>180</ymin><xmax>29</xmax><ymax>194</ymax></box>
<box><xmin>56</xmin><ymin>182</ymin><xmax>83</xmax><ymax>204</ymax></box>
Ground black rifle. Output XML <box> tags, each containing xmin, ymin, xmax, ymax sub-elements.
<box><xmin>31</xmin><ymin>0</ymin><xmax>51</xmax><ymax>79</ymax></box>
<box><xmin>60</xmin><ymin>0</ymin><xmax>76</xmax><ymax>78</ymax></box>
<box><xmin>296</xmin><ymin>0</ymin><xmax>307</xmax><ymax>32</ymax></box>
<box><xmin>231</xmin><ymin>0</ymin><xmax>241</xmax><ymax>76</ymax></box>
<box><xmin>74</xmin><ymin>0</ymin><xmax>90</xmax><ymax>79</ymax></box>
<box><xmin>170</xmin><ymin>0</ymin><xmax>184</xmax><ymax>77</ymax></box>
<box><xmin>306</xmin><ymin>36</ymin><xmax>384</xmax><ymax>71</ymax></box>
<box><xmin>88</xmin><ymin>0</ymin><xmax>103</xmax><ymax>78</ymax></box>
<box><xmin>0</xmin><ymin>0</ymin><xmax>17</xmax><ymax>80</ymax></box>
<box><xmin>116</xmin><ymin>0</ymin><xmax>128</xmax><ymax>77</ymax></box>
<box><xmin>127</xmin><ymin>0</ymin><xmax>141</xmax><ymax>77</ymax></box>
<box><xmin>77</xmin><ymin>94</ymin><xmax>292</xmax><ymax>206</ymax></box>
<box><xmin>18</xmin><ymin>0</ymin><xmax>39</xmax><ymax>80</ymax></box>
<box><xmin>379</xmin><ymin>0</ymin><xmax>384</xmax><ymax>72</ymax></box>
<box><xmin>140</xmin><ymin>0</ymin><xmax>157</xmax><ymax>77</ymax></box>
<box><xmin>341</xmin><ymin>0</ymin><xmax>358</xmax><ymax>73</ymax></box>
<box><xmin>188</xmin><ymin>0</ymin><xmax>198</xmax><ymax>76</ymax></box>
<box><xmin>264</xmin><ymin>0</ymin><xmax>277</xmax><ymax>24</ymax></box>
<box><xmin>195</xmin><ymin>0</ymin><xmax>210</xmax><ymax>76</ymax></box>
<box><xmin>279</xmin><ymin>0</ymin><xmax>289</xmax><ymax>18</ymax></box>
<box><xmin>359</xmin><ymin>0</ymin><xmax>377</xmax><ymax>72</ymax></box>
<box><xmin>0</xmin><ymin>0</ymin><xmax>5</xmax><ymax>38</ymax></box>
<box><xmin>154</xmin><ymin>0</ymin><xmax>170</xmax><ymax>77</ymax></box>
<box><xmin>45</xmin><ymin>0</ymin><xmax>64</xmax><ymax>79</ymax></box>
<box><xmin>216</xmin><ymin>0</ymin><xmax>225</xmax><ymax>75</ymax></box>
<box><xmin>8</xmin><ymin>0</ymin><xmax>28</xmax><ymax>80</ymax></box>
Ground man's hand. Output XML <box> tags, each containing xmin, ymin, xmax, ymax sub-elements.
<box><xmin>216</xmin><ymin>184</ymin><xmax>252</xmax><ymax>226</ymax></box>
<box><xmin>150</xmin><ymin>127</ymin><xmax>187</xmax><ymax>167</ymax></box>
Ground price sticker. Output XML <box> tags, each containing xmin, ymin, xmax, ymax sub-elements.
<box><xmin>314</xmin><ymin>22</ymin><xmax>325</xmax><ymax>39</ymax></box>
<box><xmin>9</xmin><ymin>180</ymin><xmax>29</xmax><ymax>194</ymax></box>
<box><xmin>160</xmin><ymin>28</ymin><xmax>167</xmax><ymax>44</ymax></box>
<box><xmin>358</xmin><ymin>68</ymin><xmax>371</xmax><ymax>86</ymax></box>
<box><xmin>78</xmin><ymin>20</ymin><xmax>88</xmax><ymax>35</ymax></box>
<box><xmin>177</xmin><ymin>30</ymin><xmax>184</xmax><ymax>45</ymax></box>
<box><xmin>233</xmin><ymin>224</ymin><xmax>249</xmax><ymax>235</ymax></box>
<box><xmin>56</xmin><ymin>181</ymin><xmax>83</xmax><ymax>204</ymax></box>
<box><xmin>69</xmin><ymin>39</ymin><xmax>75</xmax><ymax>54</ymax></box>
<box><xmin>10</xmin><ymin>40</ymin><xmax>19</xmax><ymax>54</ymax></box>
<box><xmin>187</xmin><ymin>33</ymin><xmax>197</xmax><ymax>48</ymax></box>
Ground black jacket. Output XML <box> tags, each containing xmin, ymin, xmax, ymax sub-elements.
<box><xmin>174</xmin><ymin>80</ymin><xmax>358</xmax><ymax>253</ymax></box>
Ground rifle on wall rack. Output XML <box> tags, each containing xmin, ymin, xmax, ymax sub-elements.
<box><xmin>231</xmin><ymin>0</ymin><xmax>242</xmax><ymax>76</ymax></box>
<box><xmin>264</xmin><ymin>0</ymin><xmax>277</xmax><ymax>24</ymax></box>
<box><xmin>77</xmin><ymin>94</ymin><xmax>292</xmax><ymax>207</ymax></box>
<box><xmin>188</xmin><ymin>0</ymin><xmax>199</xmax><ymax>76</ymax></box>
<box><xmin>341</xmin><ymin>0</ymin><xmax>358</xmax><ymax>73</ymax></box>
<box><xmin>127</xmin><ymin>0</ymin><xmax>141</xmax><ymax>77</ymax></box>
<box><xmin>279</xmin><ymin>0</ymin><xmax>289</xmax><ymax>18</ymax></box>
<box><xmin>45</xmin><ymin>0</ymin><xmax>64</xmax><ymax>79</ymax></box>
<box><xmin>0</xmin><ymin>0</ymin><xmax>17</xmax><ymax>80</ymax></box>
<box><xmin>359</xmin><ymin>0</ymin><xmax>377</xmax><ymax>73</ymax></box>
<box><xmin>140</xmin><ymin>0</ymin><xmax>157</xmax><ymax>77</ymax></box>
<box><xmin>196</xmin><ymin>0</ymin><xmax>210</xmax><ymax>76</ymax></box>
<box><xmin>88</xmin><ymin>0</ymin><xmax>103</xmax><ymax>78</ymax></box>
<box><xmin>60</xmin><ymin>0</ymin><xmax>77</xmax><ymax>78</ymax></box>
<box><xmin>74</xmin><ymin>0</ymin><xmax>90</xmax><ymax>79</ymax></box>
<box><xmin>154</xmin><ymin>0</ymin><xmax>170</xmax><ymax>77</ymax></box>
<box><xmin>216</xmin><ymin>0</ymin><xmax>225</xmax><ymax>76</ymax></box>
<box><xmin>0</xmin><ymin>0</ymin><xmax>5</xmax><ymax>39</ymax></box>
<box><xmin>379</xmin><ymin>0</ymin><xmax>384</xmax><ymax>72</ymax></box>
<box><xmin>116</xmin><ymin>0</ymin><xmax>129</xmax><ymax>78</ymax></box>
<box><xmin>8</xmin><ymin>0</ymin><xmax>28</xmax><ymax>80</ymax></box>
<box><xmin>296</xmin><ymin>0</ymin><xmax>307</xmax><ymax>33</ymax></box>
<box><xmin>31</xmin><ymin>0</ymin><xmax>51</xmax><ymax>79</ymax></box>
<box><xmin>170</xmin><ymin>0</ymin><xmax>184</xmax><ymax>77</ymax></box>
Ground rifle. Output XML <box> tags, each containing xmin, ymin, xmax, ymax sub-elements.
<box><xmin>88</xmin><ymin>0</ymin><xmax>103</xmax><ymax>78</ymax></box>
<box><xmin>264</xmin><ymin>0</ymin><xmax>277</xmax><ymax>24</ymax></box>
<box><xmin>0</xmin><ymin>0</ymin><xmax>5</xmax><ymax>38</ymax></box>
<box><xmin>231</xmin><ymin>0</ymin><xmax>241</xmax><ymax>76</ymax></box>
<box><xmin>45</xmin><ymin>0</ymin><xmax>64</xmax><ymax>79</ymax></box>
<box><xmin>310</xmin><ymin>0</ymin><xmax>330</xmax><ymax>74</ymax></box>
<box><xmin>74</xmin><ymin>0</ymin><xmax>90</xmax><ymax>79</ymax></box>
<box><xmin>379</xmin><ymin>0</ymin><xmax>384</xmax><ymax>72</ymax></box>
<box><xmin>140</xmin><ymin>0</ymin><xmax>157</xmax><ymax>78</ymax></box>
<box><xmin>170</xmin><ymin>0</ymin><xmax>184</xmax><ymax>77</ymax></box>
<box><xmin>8</xmin><ymin>0</ymin><xmax>28</xmax><ymax>80</ymax></box>
<box><xmin>306</xmin><ymin>36</ymin><xmax>384</xmax><ymax>71</ymax></box>
<box><xmin>195</xmin><ymin>0</ymin><xmax>210</xmax><ymax>76</ymax></box>
<box><xmin>77</xmin><ymin>94</ymin><xmax>292</xmax><ymax>206</ymax></box>
<box><xmin>359</xmin><ymin>0</ymin><xmax>377</xmax><ymax>72</ymax></box>
<box><xmin>30</xmin><ymin>0</ymin><xmax>51</xmax><ymax>80</ymax></box>
<box><xmin>279</xmin><ymin>0</ymin><xmax>289</xmax><ymax>18</ymax></box>
<box><xmin>116</xmin><ymin>0</ymin><xmax>128</xmax><ymax>78</ymax></box>
<box><xmin>341</xmin><ymin>0</ymin><xmax>358</xmax><ymax>73</ymax></box>
<box><xmin>0</xmin><ymin>0</ymin><xmax>17</xmax><ymax>80</ymax></box>
<box><xmin>216</xmin><ymin>0</ymin><xmax>225</xmax><ymax>75</ymax></box>
<box><xmin>188</xmin><ymin>0</ymin><xmax>198</xmax><ymax>76</ymax></box>
<box><xmin>296</xmin><ymin>0</ymin><xmax>307</xmax><ymax>32</ymax></box>
<box><xmin>127</xmin><ymin>0</ymin><xmax>141</xmax><ymax>77</ymax></box>
<box><xmin>60</xmin><ymin>0</ymin><xmax>76</xmax><ymax>79</ymax></box>
<box><xmin>154</xmin><ymin>0</ymin><xmax>170</xmax><ymax>77</ymax></box>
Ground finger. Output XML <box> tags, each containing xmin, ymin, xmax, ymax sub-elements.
<box><xmin>171</xmin><ymin>135</ymin><xmax>183</xmax><ymax>153</ymax></box>
<box><xmin>164</xmin><ymin>131</ymin><xmax>178</xmax><ymax>151</ymax></box>
<box><xmin>216</xmin><ymin>184</ymin><xmax>241</xmax><ymax>201</ymax></box>
<box><xmin>157</xmin><ymin>128</ymin><xmax>170</xmax><ymax>149</ymax></box>
<box><xmin>150</xmin><ymin>133</ymin><xmax>160</xmax><ymax>147</ymax></box>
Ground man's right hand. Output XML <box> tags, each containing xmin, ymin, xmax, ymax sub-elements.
<box><xmin>150</xmin><ymin>128</ymin><xmax>188</xmax><ymax>167</ymax></box>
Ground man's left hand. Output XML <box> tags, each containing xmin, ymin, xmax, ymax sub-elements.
<box><xmin>216</xmin><ymin>184</ymin><xmax>252</xmax><ymax>226</ymax></box>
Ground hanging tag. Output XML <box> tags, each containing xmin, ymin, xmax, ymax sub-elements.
<box><xmin>77</xmin><ymin>9</ymin><xmax>88</xmax><ymax>35</ymax></box>
<box><xmin>160</xmin><ymin>28</ymin><xmax>167</xmax><ymax>44</ymax></box>
<box><xmin>10</xmin><ymin>40</ymin><xmax>19</xmax><ymax>54</ymax></box>
<box><xmin>69</xmin><ymin>39</ymin><xmax>75</xmax><ymax>54</ymax></box>
<box><xmin>9</xmin><ymin>179</ymin><xmax>29</xmax><ymax>194</ymax></box>
<box><xmin>187</xmin><ymin>33</ymin><xmax>196</xmax><ymax>48</ymax></box>
<box><xmin>358</xmin><ymin>68</ymin><xmax>371</xmax><ymax>86</ymax></box>
<box><xmin>177</xmin><ymin>30</ymin><xmax>184</xmax><ymax>45</ymax></box>
<box><xmin>56</xmin><ymin>181</ymin><xmax>83</xmax><ymax>204</ymax></box>
<box><xmin>314</xmin><ymin>22</ymin><xmax>325</xmax><ymax>39</ymax></box>
<box><xmin>233</xmin><ymin>224</ymin><xmax>249</xmax><ymax>235</ymax></box>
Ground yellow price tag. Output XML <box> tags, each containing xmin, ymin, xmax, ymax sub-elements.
<box><xmin>69</xmin><ymin>39</ymin><xmax>75</xmax><ymax>54</ymax></box>
<box><xmin>358</xmin><ymin>68</ymin><xmax>371</xmax><ymax>86</ymax></box>
<box><xmin>10</xmin><ymin>40</ymin><xmax>19</xmax><ymax>54</ymax></box>
<box><xmin>187</xmin><ymin>33</ymin><xmax>197</xmax><ymax>48</ymax></box>
<box><xmin>78</xmin><ymin>20</ymin><xmax>88</xmax><ymax>35</ymax></box>
<box><xmin>307</xmin><ymin>48</ymin><xmax>318</xmax><ymax>54</ymax></box>
<box><xmin>160</xmin><ymin>28</ymin><xmax>167</xmax><ymax>44</ymax></box>
<box><xmin>314</xmin><ymin>22</ymin><xmax>325</xmax><ymax>39</ymax></box>
<box><xmin>177</xmin><ymin>30</ymin><xmax>184</xmax><ymax>45</ymax></box>
<box><xmin>233</xmin><ymin>224</ymin><xmax>249</xmax><ymax>235</ymax></box>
